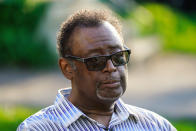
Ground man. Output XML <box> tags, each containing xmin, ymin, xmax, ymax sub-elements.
<box><xmin>17</xmin><ymin>9</ymin><xmax>177</xmax><ymax>131</ymax></box>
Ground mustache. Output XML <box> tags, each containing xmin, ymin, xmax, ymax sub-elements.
<box><xmin>102</xmin><ymin>75</ymin><xmax>121</xmax><ymax>82</ymax></box>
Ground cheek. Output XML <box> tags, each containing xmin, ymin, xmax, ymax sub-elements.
<box><xmin>118</xmin><ymin>66</ymin><xmax>127</xmax><ymax>92</ymax></box>
<box><xmin>74</xmin><ymin>65</ymin><xmax>98</xmax><ymax>93</ymax></box>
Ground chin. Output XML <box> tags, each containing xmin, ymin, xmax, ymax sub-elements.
<box><xmin>97</xmin><ymin>95</ymin><xmax>120</xmax><ymax>103</ymax></box>
<box><xmin>96</xmin><ymin>88</ymin><xmax>123</xmax><ymax>103</ymax></box>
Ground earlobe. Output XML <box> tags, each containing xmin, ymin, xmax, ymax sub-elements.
<box><xmin>59</xmin><ymin>58</ymin><xmax>73</xmax><ymax>80</ymax></box>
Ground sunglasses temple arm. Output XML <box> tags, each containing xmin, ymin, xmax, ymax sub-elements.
<box><xmin>76</xmin><ymin>58</ymin><xmax>85</xmax><ymax>62</ymax></box>
<box><xmin>64</xmin><ymin>55</ymin><xmax>85</xmax><ymax>62</ymax></box>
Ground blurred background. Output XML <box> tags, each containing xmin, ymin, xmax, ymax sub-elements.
<box><xmin>0</xmin><ymin>0</ymin><xmax>196</xmax><ymax>130</ymax></box>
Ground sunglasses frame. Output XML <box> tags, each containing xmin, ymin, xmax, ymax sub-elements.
<box><xmin>64</xmin><ymin>48</ymin><xmax>131</xmax><ymax>71</ymax></box>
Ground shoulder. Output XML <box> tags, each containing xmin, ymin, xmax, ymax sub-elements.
<box><xmin>17</xmin><ymin>105</ymin><xmax>62</xmax><ymax>131</ymax></box>
<box><xmin>125</xmin><ymin>104</ymin><xmax>177</xmax><ymax>131</ymax></box>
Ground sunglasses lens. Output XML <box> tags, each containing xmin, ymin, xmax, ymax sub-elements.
<box><xmin>85</xmin><ymin>50</ymin><xmax>130</xmax><ymax>71</ymax></box>
<box><xmin>112</xmin><ymin>51</ymin><xmax>130</xmax><ymax>66</ymax></box>
<box><xmin>86</xmin><ymin>56</ymin><xmax>106</xmax><ymax>71</ymax></box>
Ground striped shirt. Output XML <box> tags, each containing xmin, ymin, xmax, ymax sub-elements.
<box><xmin>17</xmin><ymin>88</ymin><xmax>177</xmax><ymax>131</ymax></box>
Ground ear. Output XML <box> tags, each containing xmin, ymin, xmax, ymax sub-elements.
<box><xmin>59</xmin><ymin>58</ymin><xmax>74</xmax><ymax>80</ymax></box>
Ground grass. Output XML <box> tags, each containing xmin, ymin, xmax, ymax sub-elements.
<box><xmin>0</xmin><ymin>106</ymin><xmax>195</xmax><ymax>130</ymax></box>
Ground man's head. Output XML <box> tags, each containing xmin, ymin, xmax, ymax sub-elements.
<box><xmin>57</xmin><ymin>9</ymin><xmax>122</xmax><ymax>57</ymax></box>
<box><xmin>57</xmin><ymin>9</ymin><xmax>129</xmax><ymax>105</ymax></box>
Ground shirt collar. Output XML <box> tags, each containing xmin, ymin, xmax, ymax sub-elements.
<box><xmin>54</xmin><ymin>88</ymin><xmax>83</xmax><ymax>127</ymax></box>
<box><xmin>115</xmin><ymin>99</ymin><xmax>138</xmax><ymax>123</ymax></box>
<box><xmin>54</xmin><ymin>88</ymin><xmax>138</xmax><ymax>128</ymax></box>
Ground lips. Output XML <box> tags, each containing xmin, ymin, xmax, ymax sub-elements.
<box><xmin>100</xmin><ymin>80</ymin><xmax>121</xmax><ymax>89</ymax></box>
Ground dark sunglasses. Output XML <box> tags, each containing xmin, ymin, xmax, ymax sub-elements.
<box><xmin>64</xmin><ymin>49</ymin><xmax>131</xmax><ymax>71</ymax></box>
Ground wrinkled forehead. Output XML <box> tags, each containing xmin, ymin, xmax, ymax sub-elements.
<box><xmin>70</xmin><ymin>22</ymin><xmax>124</xmax><ymax>57</ymax></box>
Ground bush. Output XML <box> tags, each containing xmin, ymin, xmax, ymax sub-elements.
<box><xmin>130</xmin><ymin>3</ymin><xmax>196</xmax><ymax>54</ymax></box>
<box><xmin>0</xmin><ymin>0</ymin><xmax>57</xmax><ymax>68</ymax></box>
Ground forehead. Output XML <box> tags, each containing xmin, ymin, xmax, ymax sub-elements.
<box><xmin>70</xmin><ymin>22</ymin><xmax>124</xmax><ymax>57</ymax></box>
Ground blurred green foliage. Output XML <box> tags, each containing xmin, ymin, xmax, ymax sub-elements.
<box><xmin>130</xmin><ymin>3</ymin><xmax>196</xmax><ymax>54</ymax></box>
<box><xmin>0</xmin><ymin>106</ymin><xmax>196</xmax><ymax>131</ymax></box>
<box><xmin>0</xmin><ymin>0</ymin><xmax>57</xmax><ymax>68</ymax></box>
<box><xmin>172</xmin><ymin>119</ymin><xmax>196</xmax><ymax>131</ymax></box>
<box><xmin>0</xmin><ymin>106</ymin><xmax>39</xmax><ymax>131</ymax></box>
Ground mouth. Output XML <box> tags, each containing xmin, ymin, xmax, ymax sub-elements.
<box><xmin>100</xmin><ymin>80</ymin><xmax>121</xmax><ymax>89</ymax></box>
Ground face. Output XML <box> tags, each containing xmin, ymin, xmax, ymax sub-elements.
<box><xmin>68</xmin><ymin>22</ymin><xmax>128</xmax><ymax>104</ymax></box>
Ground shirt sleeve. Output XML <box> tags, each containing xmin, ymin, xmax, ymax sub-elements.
<box><xmin>150</xmin><ymin>111</ymin><xmax>177</xmax><ymax>131</ymax></box>
<box><xmin>161</xmin><ymin>117</ymin><xmax>177</xmax><ymax>131</ymax></box>
<box><xmin>17</xmin><ymin>122</ymin><xmax>30</xmax><ymax>131</ymax></box>
<box><xmin>125</xmin><ymin>104</ymin><xmax>177</xmax><ymax>131</ymax></box>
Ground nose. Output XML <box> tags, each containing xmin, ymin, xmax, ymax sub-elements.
<box><xmin>102</xmin><ymin>59</ymin><xmax>117</xmax><ymax>73</ymax></box>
